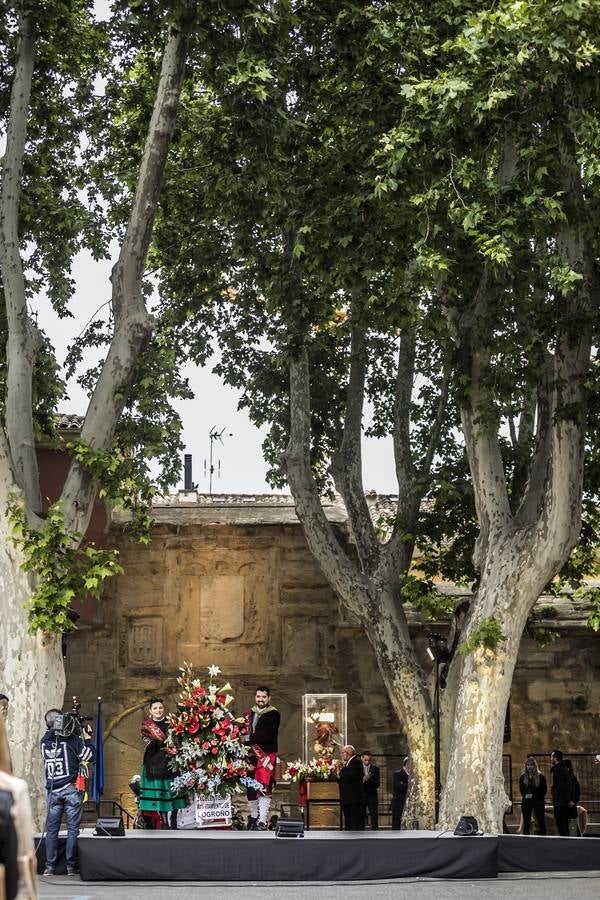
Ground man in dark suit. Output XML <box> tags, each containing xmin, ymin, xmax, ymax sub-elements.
<box><xmin>391</xmin><ymin>757</ymin><xmax>410</xmax><ymax>830</ymax></box>
<box><xmin>361</xmin><ymin>751</ymin><xmax>380</xmax><ymax>830</ymax></box>
<box><xmin>337</xmin><ymin>745</ymin><xmax>364</xmax><ymax>830</ymax></box>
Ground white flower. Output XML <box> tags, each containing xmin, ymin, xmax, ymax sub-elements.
<box><xmin>208</xmin><ymin>664</ymin><xmax>221</xmax><ymax>678</ymax></box>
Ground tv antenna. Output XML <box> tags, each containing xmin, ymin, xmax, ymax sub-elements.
<box><xmin>204</xmin><ymin>426</ymin><xmax>232</xmax><ymax>495</ymax></box>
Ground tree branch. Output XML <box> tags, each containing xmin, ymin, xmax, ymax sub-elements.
<box><xmin>535</xmin><ymin>137</ymin><xmax>598</xmax><ymax>561</ymax></box>
<box><xmin>513</xmin><ymin>371</ymin><xmax>552</xmax><ymax>525</ymax></box>
<box><xmin>283</xmin><ymin>349</ymin><xmax>370</xmax><ymax>612</ymax></box>
<box><xmin>0</xmin><ymin>14</ymin><xmax>42</xmax><ymax>513</ymax></box>
<box><xmin>60</xmin><ymin>4</ymin><xmax>194</xmax><ymax>534</ymax></box>
<box><xmin>419</xmin><ymin>358</ymin><xmax>451</xmax><ymax>478</ymax></box>
<box><xmin>331</xmin><ymin>323</ymin><xmax>380</xmax><ymax>574</ymax></box>
<box><xmin>447</xmin><ymin>270</ymin><xmax>512</xmax><ymax>569</ymax></box>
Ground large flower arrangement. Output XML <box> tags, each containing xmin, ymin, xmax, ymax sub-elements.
<box><xmin>165</xmin><ymin>663</ymin><xmax>260</xmax><ymax>798</ymax></box>
<box><xmin>282</xmin><ymin>757</ymin><xmax>337</xmax><ymax>783</ymax></box>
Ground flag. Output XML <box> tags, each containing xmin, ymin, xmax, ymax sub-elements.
<box><xmin>90</xmin><ymin>698</ymin><xmax>104</xmax><ymax>805</ymax></box>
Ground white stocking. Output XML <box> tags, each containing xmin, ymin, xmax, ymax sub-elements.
<box><xmin>258</xmin><ymin>796</ymin><xmax>271</xmax><ymax>824</ymax></box>
<box><xmin>247</xmin><ymin>799</ymin><xmax>259</xmax><ymax>819</ymax></box>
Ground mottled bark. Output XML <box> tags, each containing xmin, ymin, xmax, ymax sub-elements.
<box><xmin>441</xmin><ymin>149</ymin><xmax>596</xmax><ymax>828</ymax></box>
<box><xmin>60</xmin><ymin>8</ymin><xmax>193</xmax><ymax>536</ymax></box>
<box><xmin>0</xmin><ymin>14</ymin><xmax>42</xmax><ymax>513</ymax></box>
<box><xmin>284</xmin><ymin>350</ymin><xmax>436</xmax><ymax>826</ymax></box>
<box><xmin>0</xmin><ymin>6</ymin><xmax>194</xmax><ymax>825</ymax></box>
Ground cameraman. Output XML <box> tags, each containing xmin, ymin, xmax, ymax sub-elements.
<box><xmin>40</xmin><ymin>708</ymin><xmax>94</xmax><ymax>876</ymax></box>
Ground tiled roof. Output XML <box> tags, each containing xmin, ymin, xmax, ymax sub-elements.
<box><xmin>56</xmin><ymin>414</ymin><xmax>84</xmax><ymax>431</ymax></box>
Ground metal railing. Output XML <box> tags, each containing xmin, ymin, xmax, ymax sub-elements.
<box><xmin>509</xmin><ymin>753</ymin><xmax>600</xmax><ymax>823</ymax></box>
<box><xmin>82</xmin><ymin>799</ymin><xmax>134</xmax><ymax>829</ymax></box>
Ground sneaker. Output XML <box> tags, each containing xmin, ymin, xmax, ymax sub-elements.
<box><xmin>67</xmin><ymin>867</ymin><xmax>79</xmax><ymax>876</ymax></box>
<box><xmin>257</xmin><ymin>821</ymin><xmax>267</xmax><ymax>831</ymax></box>
<box><xmin>247</xmin><ymin>816</ymin><xmax>257</xmax><ymax>831</ymax></box>
<box><xmin>42</xmin><ymin>868</ymin><xmax>54</xmax><ymax>876</ymax></box>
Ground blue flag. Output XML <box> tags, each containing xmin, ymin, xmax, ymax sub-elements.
<box><xmin>90</xmin><ymin>699</ymin><xmax>104</xmax><ymax>804</ymax></box>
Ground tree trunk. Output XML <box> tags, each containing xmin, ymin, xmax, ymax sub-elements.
<box><xmin>361</xmin><ymin>582</ymin><xmax>435</xmax><ymax>828</ymax></box>
<box><xmin>438</xmin><ymin>530</ymin><xmax>547</xmax><ymax>833</ymax></box>
<box><xmin>0</xmin><ymin>488</ymin><xmax>64</xmax><ymax>827</ymax></box>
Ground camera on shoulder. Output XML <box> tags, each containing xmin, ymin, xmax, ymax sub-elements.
<box><xmin>49</xmin><ymin>696</ymin><xmax>93</xmax><ymax>739</ymax></box>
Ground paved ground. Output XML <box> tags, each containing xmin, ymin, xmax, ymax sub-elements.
<box><xmin>37</xmin><ymin>872</ymin><xmax>600</xmax><ymax>900</ymax></box>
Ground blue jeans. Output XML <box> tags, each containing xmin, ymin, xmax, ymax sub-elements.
<box><xmin>45</xmin><ymin>783</ymin><xmax>83</xmax><ymax>870</ymax></box>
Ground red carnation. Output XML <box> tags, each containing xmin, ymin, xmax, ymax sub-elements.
<box><xmin>193</xmin><ymin>686</ymin><xmax>206</xmax><ymax>698</ymax></box>
<box><xmin>211</xmin><ymin>747</ymin><xmax>218</xmax><ymax>755</ymax></box>
<box><xmin>202</xmin><ymin>741</ymin><xmax>210</xmax><ymax>750</ymax></box>
<box><xmin>187</xmin><ymin>721</ymin><xmax>200</xmax><ymax>734</ymax></box>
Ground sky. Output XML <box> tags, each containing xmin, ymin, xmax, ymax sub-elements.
<box><xmin>34</xmin><ymin>249</ymin><xmax>399</xmax><ymax>496</ymax></box>
<box><xmin>31</xmin><ymin>1</ymin><xmax>399</xmax><ymax>496</ymax></box>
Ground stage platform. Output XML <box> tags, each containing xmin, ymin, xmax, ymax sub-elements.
<box><xmin>72</xmin><ymin>829</ymin><xmax>600</xmax><ymax>882</ymax></box>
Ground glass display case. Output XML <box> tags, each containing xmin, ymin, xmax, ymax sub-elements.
<box><xmin>302</xmin><ymin>693</ymin><xmax>347</xmax><ymax>761</ymax></box>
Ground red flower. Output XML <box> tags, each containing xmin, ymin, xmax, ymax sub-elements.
<box><xmin>211</xmin><ymin>747</ymin><xmax>218</xmax><ymax>755</ymax></box>
<box><xmin>216</xmin><ymin>693</ymin><xmax>226</xmax><ymax>703</ymax></box>
<box><xmin>187</xmin><ymin>721</ymin><xmax>200</xmax><ymax>734</ymax></box>
<box><xmin>202</xmin><ymin>741</ymin><xmax>210</xmax><ymax>750</ymax></box>
<box><xmin>193</xmin><ymin>686</ymin><xmax>206</xmax><ymax>698</ymax></box>
<box><xmin>175</xmin><ymin>722</ymin><xmax>184</xmax><ymax>734</ymax></box>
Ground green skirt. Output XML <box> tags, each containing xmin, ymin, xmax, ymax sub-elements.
<box><xmin>138</xmin><ymin>765</ymin><xmax>187</xmax><ymax>813</ymax></box>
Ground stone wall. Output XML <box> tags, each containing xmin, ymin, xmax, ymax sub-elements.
<box><xmin>65</xmin><ymin>521</ymin><xmax>407</xmax><ymax>815</ymax></box>
<box><xmin>65</xmin><ymin>517</ymin><xmax>600</xmax><ymax>816</ymax></box>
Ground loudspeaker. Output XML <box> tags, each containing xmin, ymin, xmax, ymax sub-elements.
<box><xmin>94</xmin><ymin>816</ymin><xmax>125</xmax><ymax>836</ymax></box>
<box><xmin>453</xmin><ymin>816</ymin><xmax>480</xmax><ymax>836</ymax></box>
<box><xmin>275</xmin><ymin>818</ymin><xmax>304</xmax><ymax>838</ymax></box>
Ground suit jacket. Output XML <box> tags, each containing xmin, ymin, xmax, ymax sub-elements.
<box><xmin>249</xmin><ymin>708</ymin><xmax>280</xmax><ymax>754</ymax></box>
<box><xmin>392</xmin><ymin>768</ymin><xmax>409</xmax><ymax>799</ymax></box>
<box><xmin>338</xmin><ymin>755</ymin><xmax>364</xmax><ymax>805</ymax></box>
<box><xmin>362</xmin><ymin>763</ymin><xmax>380</xmax><ymax>795</ymax></box>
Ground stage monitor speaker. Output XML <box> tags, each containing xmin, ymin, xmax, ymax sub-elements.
<box><xmin>275</xmin><ymin>818</ymin><xmax>304</xmax><ymax>838</ymax></box>
<box><xmin>94</xmin><ymin>815</ymin><xmax>125</xmax><ymax>837</ymax></box>
<box><xmin>453</xmin><ymin>815</ymin><xmax>481</xmax><ymax>836</ymax></box>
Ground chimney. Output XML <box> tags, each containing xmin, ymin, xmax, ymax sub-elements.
<box><xmin>184</xmin><ymin>454</ymin><xmax>194</xmax><ymax>491</ymax></box>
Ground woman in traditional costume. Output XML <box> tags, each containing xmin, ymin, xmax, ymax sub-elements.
<box><xmin>139</xmin><ymin>698</ymin><xmax>186</xmax><ymax>829</ymax></box>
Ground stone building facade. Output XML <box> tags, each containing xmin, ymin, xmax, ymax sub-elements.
<box><xmin>64</xmin><ymin>494</ymin><xmax>600</xmax><ymax>816</ymax></box>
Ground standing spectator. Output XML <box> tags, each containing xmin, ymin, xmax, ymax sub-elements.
<box><xmin>360</xmin><ymin>751</ymin><xmax>380</xmax><ymax>830</ymax></box>
<box><xmin>550</xmin><ymin>749</ymin><xmax>573</xmax><ymax>836</ymax></box>
<box><xmin>519</xmin><ymin>756</ymin><xmax>547</xmax><ymax>835</ymax></box>
<box><xmin>40</xmin><ymin>709</ymin><xmax>94</xmax><ymax>877</ymax></box>
<box><xmin>564</xmin><ymin>759</ymin><xmax>586</xmax><ymax>836</ymax></box>
<box><xmin>336</xmin><ymin>745</ymin><xmax>364</xmax><ymax>830</ymax></box>
<box><xmin>391</xmin><ymin>757</ymin><xmax>410</xmax><ymax>830</ymax></box>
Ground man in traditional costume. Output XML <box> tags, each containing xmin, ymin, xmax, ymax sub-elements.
<box><xmin>244</xmin><ymin>687</ymin><xmax>280</xmax><ymax>830</ymax></box>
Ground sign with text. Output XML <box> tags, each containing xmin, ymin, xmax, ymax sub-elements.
<box><xmin>195</xmin><ymin>795</ymin><xmax>232</xmax><ymax>828</ymax></box>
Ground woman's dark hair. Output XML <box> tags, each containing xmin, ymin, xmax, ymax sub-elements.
<box><xmin>148</xmin><ymin>697</ymin><xmax>164</xmax><ymax>707</ymax></box>
<box><xmin>552</xmin><ymin>749</ymin><xmax>564</xmax><ymax>761</ymax></box>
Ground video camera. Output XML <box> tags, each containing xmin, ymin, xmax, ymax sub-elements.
<box><xmin>51</xmin><ymin>696</ymin><xmax>93</xmax><ymax>739</ymax></box>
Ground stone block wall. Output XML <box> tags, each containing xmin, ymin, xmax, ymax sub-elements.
<box><xmin>65</xmin><ymin>519</ymin><xmax>600</xmax><ymax>816</ymax></box>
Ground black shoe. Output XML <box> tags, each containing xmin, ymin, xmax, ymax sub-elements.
<box><xmin>67</xmin><ymin>867</ymin><xmax>79</xmax><ymax>876</ymax></box>
<box><xmin>257</xmin><ymin>821</ymin><xmax>267</xmax><ymax>830</ymax></box>
<box><xmin>247</xmin><ymin>816</ymin><xmax>258</xmax><ymax>831</ymax></box>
